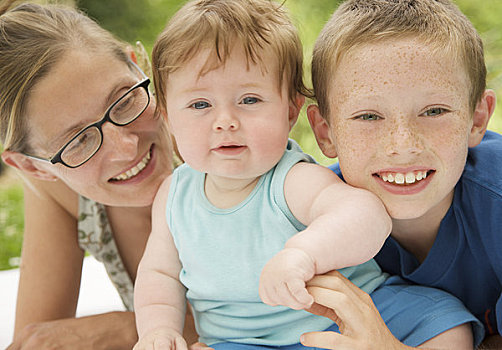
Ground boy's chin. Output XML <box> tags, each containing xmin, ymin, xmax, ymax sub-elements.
<box><xmin>384</xmin><ymin>189</ymin><xmax>455</xmax><ymax>223</ymax></box>
<box><xmin>385</xmin><ymin>204</ymin><xmax>430</xmax><ymax>221</ymax></box>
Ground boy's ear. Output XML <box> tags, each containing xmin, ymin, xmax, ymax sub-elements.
<box><xmin>1</xmin><ymin>151</ymin><xmax>58</xmax><ymax>181</ymax></box>
<box><xmin>288</xmin><ymin>93</ymin><xmax>305</xmax><ymax>130</ymax></box>
<box><xmin>306</xmin><ymin>104</ymin><xmax>337</xmax><ymax>158</ymax></box>
<box><xmin>468</xmin><ymin>89</ymin><xmax>497</xmax><ymax>148</ymax></box>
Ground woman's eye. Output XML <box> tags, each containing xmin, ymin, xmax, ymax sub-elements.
<box><xmin>190</xmin><ymin>101</ymin><xmax>210</xmax><ymax>110</ymax></box>
<box><xmin>241</xmin><ymin>96</ymin><xmax>259</xmax><ymax>105</ymax></box>
<box><xmin>67</xmin><ymin>133</ymin><xmax>88</xmax><ymax>152</ymax></box>
<box><xmin>355</xmin><ymin>113</ymin><xmax>381</xmax><ymax>121</ymax></box>
<box><xmin>423</xmin><ymin>107</ymin><xmax>446</xmax><ymax>117</ymax></box>
<box><xmin>113</xmin><ymin>94</ymin><xmax>135</xmax><ymax>115</ymax></box>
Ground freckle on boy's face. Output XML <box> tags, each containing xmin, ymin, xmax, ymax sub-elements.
<box><xmin>324</xmin><ymin>38</ymin><xmax>475</xmax><ymax>221</ymax></box>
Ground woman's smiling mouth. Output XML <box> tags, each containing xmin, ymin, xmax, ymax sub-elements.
<box><xmin>111</xmin><ymin>148</ymin><xmax>152</xmax><ymax>181</ymax></box>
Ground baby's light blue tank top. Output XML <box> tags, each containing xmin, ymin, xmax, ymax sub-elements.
<box><xmin>167</xmin><ymin>140</ymin><xmax>387</xmax><ymax>346</ymax></box>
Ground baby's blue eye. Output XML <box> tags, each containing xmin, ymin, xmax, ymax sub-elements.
<box><xmin>356</xmin><ymin>113</ymin><xmax>380</xmax><ymax>121</ymax></box>
<box><xmin>241</xmin><ymin>97</ymin><xmax>259</xmax><ymax>105</ymax></box>
<box><xmin>191</xmin><ymin>101</ymin><xmax>210</xmax><ymax>109</ymax></box>
<box><xmin>423</xmin><ymin>107</ymin><xmax>445</xmax><ymax>117</ymax></box>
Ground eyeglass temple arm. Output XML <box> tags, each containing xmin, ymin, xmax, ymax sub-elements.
<box><xmin>21</xmin><ymin>153</ymin><xmax>54</xmax><ymax>164</ymax></box>
<box><xmin>128</xmin><ymin>59</ymin><xmax>148</xmax><ymax>80</ymax></box>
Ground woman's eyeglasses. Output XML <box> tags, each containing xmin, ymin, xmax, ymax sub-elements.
<box><xmin>22</xmin><ymin>62</ymin><xmax>151</xmax><ymax>168</ymax></box>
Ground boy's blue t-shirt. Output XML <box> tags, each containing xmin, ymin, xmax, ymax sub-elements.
<box><xmin>329</xmin><ymin>130</ymin><xmax>502</xmax><ymax>336</ymax></box>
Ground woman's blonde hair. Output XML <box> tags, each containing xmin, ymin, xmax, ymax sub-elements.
<box><xmin>312</xmin><ymin>0</ymin><xmax>487</xmax><ymax>119</ymax></box>
<box><xmin>0</xmin><ymin>1</ymin><xmax>130</xmax><ymax>153</ymax></box>
<box><xmin>152</xmin><ymin>0</ymin><xmax>308</xmax><ymax>116</ymax></box>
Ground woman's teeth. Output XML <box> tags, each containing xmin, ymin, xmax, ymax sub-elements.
<box><xmin>112</xmin><ymin>151</ymin><xmax>151</xmax><ymax>181</ymax></box>
<box><xmin>381</xmin><ymin>171</ymin><xmax>428</xmax><ymax>185</ymax></box>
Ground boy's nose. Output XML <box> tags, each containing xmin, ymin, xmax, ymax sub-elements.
<box><xmin>213</xmin><ymin>112</ymin><xmax>240</xmax><ymax>131</ymax></box>
<box><xmin>101</xmin><ymin>122</ymin><xmax>139</xmax><ymax>161</ymax></box>
<box><xmin>384</xmin><ymin>121</ymin><xmax>423</xmax><ymax>157</ymax></box>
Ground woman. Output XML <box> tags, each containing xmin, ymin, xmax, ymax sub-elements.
<box><xmin>0</xmin><ymin>1</ymin><xmax>196</xmax><ymax>348</ymax></box>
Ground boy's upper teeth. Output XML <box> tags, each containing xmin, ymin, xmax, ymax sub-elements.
<box><xmin>112</xmin><ymin>151</ymin><xmax>151</xmax><ymax>181</ymax></box>
<box><xmin>381</xmin><ymin>171</ymin><xmax>427</xmax><ymax>185</ymax></box>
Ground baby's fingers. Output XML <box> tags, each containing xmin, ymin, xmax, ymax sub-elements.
<box><xmin>152</xmin><ymin>337</ymin><xmax>187</xmax><ymax>350</ymax></box>
<box><xmin>287</xmin><ymin>279</ymin><xmax>314</xmax><ymax>309</ymax></box>
<box><xmin>258</xmin><ymin>279</ymin><xmax>275</xmax><ymax>305</ymax></box>
<box><xmin>260</xmin><ymin>282</ymin><xmax>306</xmax><ymax>310</ymax></box>
<box><xmin>174</xmin><ymin>336</ymin><xmax>188</xmax><ymax>350</ymax></box>
<box><xmin>132</xmin><ymin>341</ymin><xmax>148</xmax><ymax>350</ymax></box>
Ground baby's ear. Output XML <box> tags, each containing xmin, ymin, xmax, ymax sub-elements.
<box><xmin>306</xmin><ymin>104</ymin><xmax>337</xmax><ymax>158</ymax></box>
<box><xmin>468</xmin><ymin>89</ymin><xmax>496</xmax><ymax>148</ymax></box>
<box><xmin>288</xmin><ymin>93</ymin><xmax>305</xmax><ymax>130</ymax></box>
<box><xmin>1</xmin><ymin>151</ymin><xmax>57</xmax><ymax>181</ymax></box>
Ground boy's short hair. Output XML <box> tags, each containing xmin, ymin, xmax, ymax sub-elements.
<box><xmin>312</xmin><ymin>0</ymin><xmax>486</xmax><ymax>119</ymax></box>
<box><xmin>152</xmin><ymin>0</ymin><xmax>307</xmax><ymax>114</ymax></box>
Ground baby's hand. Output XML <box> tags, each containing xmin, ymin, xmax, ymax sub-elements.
<box><xmin>133</xmin><ymin>327</ymin><xmax>187</xmax><ymax>350</ymax></box>
<box><xmin>259</xmin><ymin>248</ymin><xmax>316</xmax><ymax>310</ymax></box>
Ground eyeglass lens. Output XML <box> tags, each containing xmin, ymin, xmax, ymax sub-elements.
<box><xmin>60</xmin><ymin>84</ymin><xmax>149</xmax><ymax>167</ymax></box>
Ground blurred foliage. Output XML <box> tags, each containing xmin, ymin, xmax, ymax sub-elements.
<box><xmin>1</xmin><ymin>0</ymin><xmax>502</xmax><ymax>269</ymax></box>
<box><xmin>455</xmin><ymin>0</ymin><xmax>502</xmax><ymax>131</ymax></box>
<box><xmin>0</xmin><ymin>182</ymin><xmax>24</xmax><ymax>270</ymax></box>
<box><xmin>76</xmin><ymin>0</ymin><xmax>182</xmax><ymax>54</ymax></box>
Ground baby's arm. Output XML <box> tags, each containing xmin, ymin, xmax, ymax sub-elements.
<box><xmin>284</xmin><ymin>162</ymin><xmax>391</xmax><ymax>271</ymax></box>
<box><xmin>259</xmin><ymin>162</ymin><xmax>391</xmax><ymax>309</ymax></box>
<box><xmin>134</xmin><ymin>176</ymin><xmax>188</xmax><ymax>350</ymax></box>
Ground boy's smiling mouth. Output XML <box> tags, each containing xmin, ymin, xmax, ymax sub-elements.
<box><xmin>375</xmin><ymin>170</ymin><xmax>435</xmax><ymax>186</ymax></box>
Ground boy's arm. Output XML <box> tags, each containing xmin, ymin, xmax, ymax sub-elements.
<box><xmin>133</xmin><ymin>175</ymin><xmax>188</xmax><ymax>348</ymax></box>
<box><xmin>284</xmin><ymin>162</ymin><xmax>391</xmax><ymax>273</ymax></box>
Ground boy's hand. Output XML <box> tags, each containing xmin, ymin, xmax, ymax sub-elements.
<box><xmin>301</xmin><ymin>270</ymin><xmax>405</xmax><ymax>350</ymax></box>
<box><xmin>133</xmin><ymin>328</ymin><xmax>187</xmax><ymax>350</ymax></box>
<box><xmin>259</xmin><ymin>248</ymin><xmax>316</xmax><ymax>310</ymax></box>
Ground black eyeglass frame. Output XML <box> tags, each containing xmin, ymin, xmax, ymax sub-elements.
<box><xmin>23</xmin><ymin>62</ymin><xmax>151</xmax><ymax>168</ymax></box>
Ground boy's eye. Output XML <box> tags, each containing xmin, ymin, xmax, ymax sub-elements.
<box><xmin>423</xmin><ymin>107</ymin><xmax>446</xmax><ymax>117</ymax></box>
<box><xmin>355</xmin><ymin>113</ymin><xmax>381</xmax><ymax>121</ymax></box>
<box><xmin>241</xmin><ymin>96</ymin><xmax>260</xmax><ymax>105</ymax></box>
<box><xmin>191</xmin><ymin>101</ymin><xmax>211</xmax><ymax>109</ymax></box>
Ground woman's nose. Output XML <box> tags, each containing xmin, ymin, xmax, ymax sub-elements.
<box><xmin>101</xmin><ymin>122</ymin><xmax>139</xmax><ymax>161</ymax></box>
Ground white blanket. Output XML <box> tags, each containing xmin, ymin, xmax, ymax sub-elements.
<box><xmin>0</xmin><ymin>256</ymin><xmax>125</xmax><ymax>348</ymax></box>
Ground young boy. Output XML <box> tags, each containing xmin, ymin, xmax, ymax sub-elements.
<box><xmin>134</xmin><ymin>0</ymin><xmax>482</xmax><ymax>349</ymax></box>
<box><xmin>307</xmin><ymin>0</ymin><xmax>500</xmax><ymax>347</ymax></box>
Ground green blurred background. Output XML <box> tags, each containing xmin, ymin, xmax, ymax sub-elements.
<box><xmin>1</xmin><ymin>0</ymin><xmax>501</xmax><ymax>270</ymax></box>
